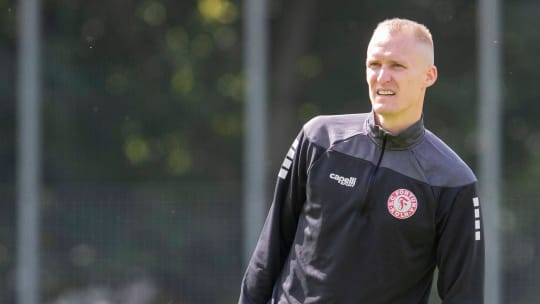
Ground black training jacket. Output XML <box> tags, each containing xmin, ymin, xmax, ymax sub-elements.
<box><xmin>239</xmin><ymin>112</ymin><xmax>484</xmax><ymax>304</ymax></box>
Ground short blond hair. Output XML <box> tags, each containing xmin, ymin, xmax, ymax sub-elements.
<box><xmin>373</xmin><ymin>18</ymin><xmax>433</xmax><ymax>48</ymax></box>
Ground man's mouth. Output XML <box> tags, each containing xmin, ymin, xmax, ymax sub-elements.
<box><xmin>377</xmin><ymin>89</ymin><xmax>396</xmax><ymax>96</ymax></box>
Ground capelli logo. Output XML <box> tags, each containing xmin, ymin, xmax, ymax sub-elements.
<box><xmin>329</xmin><ymin>173</ymin><xmax>357</xmax><ymax>188</ymax></box>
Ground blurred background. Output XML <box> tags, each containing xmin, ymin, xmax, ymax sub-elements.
<box><xmin>0</xmin><ymin>0</ymin><xmax>538</xmax><ymax>303</ymax></box>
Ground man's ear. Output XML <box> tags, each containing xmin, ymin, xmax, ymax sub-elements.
<box><xmin>425</xmin><ymin>65</ymin><xmax>438</xmax><ymax>87</ymax></box>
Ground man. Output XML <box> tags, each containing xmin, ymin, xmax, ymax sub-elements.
<box><xmin>239</xmin><ymin>18</ymin><xmax>484</xmax><ymax>303</ymax></box>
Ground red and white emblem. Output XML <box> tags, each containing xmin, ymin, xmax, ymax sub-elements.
<box><xmin>387</xmin><ymin>189</ymin><xmax>418</xmax><ymax>219</ymax></box>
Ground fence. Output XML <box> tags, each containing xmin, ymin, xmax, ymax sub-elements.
<box><xmin>2</xmin><ymin>182</ymin><xmax>243</xmax><ymax>303</ymax></box>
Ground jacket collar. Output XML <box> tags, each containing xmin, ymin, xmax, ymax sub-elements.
<box><xmin>365</xmin><ymin>111</ymin><xmax>425</xmax><ymax>150</ymax></box>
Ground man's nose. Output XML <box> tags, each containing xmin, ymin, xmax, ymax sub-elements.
<box><xmin>377</xmin><ymin>67</ymin><xmax>391</xmax><ymax>83</ymax></box>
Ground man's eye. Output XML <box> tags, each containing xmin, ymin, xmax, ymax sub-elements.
<box><xmin>368</xmin><ymin>62</ymin><xmax>380</xmax><ymax>68</ymax></box>
<box><xmin>393</xmin><ymin>63</ymin><xmax>405</xmax><ymax>68</ymax></box>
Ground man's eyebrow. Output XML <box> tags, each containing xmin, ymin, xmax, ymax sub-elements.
<box><xmin>366</xmin><ymin>58</ymin><xmax>406</xmax><ymax>65</ymax></box>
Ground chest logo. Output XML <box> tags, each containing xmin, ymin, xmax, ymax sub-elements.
<box><xmin>329</xmin><ymin>173</ymin><xmax>357</xmax><ymax>188</ymax></box>
<box><xmin>387</xmin><ymin>189</ymin><xmax>418</xmax><ymax>219</ymax></box>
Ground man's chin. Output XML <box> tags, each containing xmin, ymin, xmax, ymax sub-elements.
<box><xmin>372</xmin><ymin>105</ymin><xmax>396</xmax><ymax>116</ymax></box>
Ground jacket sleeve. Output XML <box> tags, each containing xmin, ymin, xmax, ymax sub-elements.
<box><xmin>238</xmin><ymin>129</ymin><xmax>314</xmax><ymax>304</ymax></box>
<box><xmin>436</xmin><ymin>182</ymin><xmax>485</xmax><ymax>304</ymax></box>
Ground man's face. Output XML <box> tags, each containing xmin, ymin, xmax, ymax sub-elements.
<box><xmin>366</xmin><ymin>29</ymin><xmax>437</xmax><ymax>123</ymax></box>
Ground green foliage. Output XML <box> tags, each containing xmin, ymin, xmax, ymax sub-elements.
<box><xmin>40</xmin><ymin>0</ymin><xmax>243</xmax><ymax>183</ymax></box>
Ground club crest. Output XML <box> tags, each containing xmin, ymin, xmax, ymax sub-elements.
<box><xmin>387</xmin><ymin>189</ymin><xmax>418</xmax><ymax>219</ymax></box>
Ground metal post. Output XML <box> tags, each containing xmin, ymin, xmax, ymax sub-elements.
<box><xmin>242</xmin><ymin>0</ymin><xmax>268</xmax><ymax>267</ymax></box>
<box><xmin>478</xmin><ymin>0</ymin><xmax>502</xmax><ymax>303</ymax></box>
<box><xmin>16</xmin><ymin>0</ymin><xmax>42</xmax><ymax>303</ymax></box>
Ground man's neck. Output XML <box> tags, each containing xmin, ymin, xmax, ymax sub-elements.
<box><xmin>374</xmin><ymin>113</ymin><xmax>421</xmax><ymax>135</ymax></box>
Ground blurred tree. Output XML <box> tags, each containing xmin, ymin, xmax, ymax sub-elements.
<box><xmin>42</xmin><ymin>0</ymin><xmax>243</xmax><ymax>183</ymax></box>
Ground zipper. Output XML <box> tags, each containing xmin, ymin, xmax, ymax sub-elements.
<box><xmin>360</xmin><ymin>133</ymin><xmax>388</xmax><ymax>215</ymax></box>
